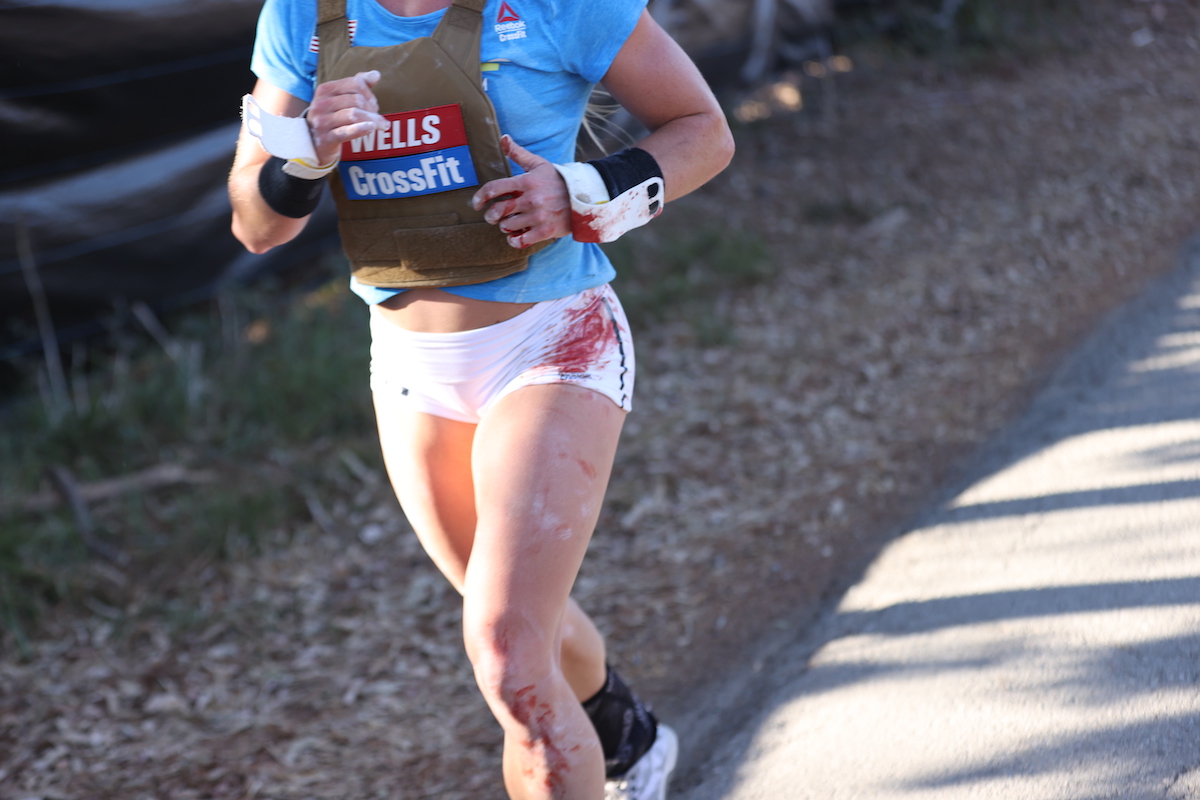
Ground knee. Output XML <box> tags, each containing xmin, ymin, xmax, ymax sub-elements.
<box><xmin>463</xmin><ymin>611</ymin><xmax>557</xmax><ymax>721</ymax></box>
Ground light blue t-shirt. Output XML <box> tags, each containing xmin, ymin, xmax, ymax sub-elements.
<box><xmin>251</xmin><ymin>0</ymin><xmax>646</xmax><ymax>304</ymax></box>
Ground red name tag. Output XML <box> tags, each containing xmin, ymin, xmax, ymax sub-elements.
<box><xmin>341</xmin><ymin>104</ymin><xmax>468</xmax><ymax>162</ymax></box>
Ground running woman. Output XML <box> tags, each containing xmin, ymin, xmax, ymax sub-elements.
<box><xmin>228</xmin><ymin>0</ymin><xmax>733</xmax><ymax>797</ymax></box>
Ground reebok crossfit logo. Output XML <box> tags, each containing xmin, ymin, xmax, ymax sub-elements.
<box><xmin>494</xmin><ymin>2</ymin><xmax>527</xmax><ymax>42</ymax></box>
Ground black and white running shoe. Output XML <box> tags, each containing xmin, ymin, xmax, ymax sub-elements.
<box><xmin>604</xmin><ymin>724</ymin><xmax>678</xmax><ymax>800</ymax></box>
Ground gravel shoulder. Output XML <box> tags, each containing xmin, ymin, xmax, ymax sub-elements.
<box><xmin>5</xmin><ymin>4</ymin><xmax>1200</xmax><ymax>798</ymax></box>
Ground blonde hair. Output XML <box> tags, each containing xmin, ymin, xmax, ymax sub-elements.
<box><xmin>579</xmin><ymin>87</ymin><xmax>636</xmax><ymax>157</ymax></box>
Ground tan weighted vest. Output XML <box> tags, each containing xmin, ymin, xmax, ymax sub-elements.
<box><xmin>317</xmin><ymin>0</ymin><xmax>546</xmax><ymax>288</ymax></box>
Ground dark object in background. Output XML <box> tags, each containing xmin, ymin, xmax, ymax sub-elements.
<box><xmin>0</xmin><ymin>0</ymin><xmax>337</xmax><ymax>359</ymax></box>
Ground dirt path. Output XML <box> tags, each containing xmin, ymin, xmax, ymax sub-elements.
<box><xmin>5</xmin><ymin>3</ymin><xmax>1200</xmax><ymax>798</ymax></box>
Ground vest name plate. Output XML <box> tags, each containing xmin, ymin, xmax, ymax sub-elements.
<box><xmin>341</xmin><ymin>103</ymin><xmax>469</xmax><ymax>161</ymax></box>
<box><xmin>339</xmin><ymin>145</ymin><xmax>479</xmax><ymax>199</ymax></box>
<box><xmin>338</xmin><ymin>103</ymin><xmax>479</xmax><ymax>199</ymax></box>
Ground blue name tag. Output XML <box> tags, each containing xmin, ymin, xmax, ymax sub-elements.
<box><xmin>338</xmin><ymin>145</ymin><xmax>479</xmax><ymax>200</ymax></box>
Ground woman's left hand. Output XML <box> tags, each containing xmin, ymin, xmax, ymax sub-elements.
<box><xmin>472</xmin><ymin>135</ymin><xmax>571</xmax><ymax>249</ymax></box>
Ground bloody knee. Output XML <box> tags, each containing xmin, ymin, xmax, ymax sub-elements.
<box><xmin>463</xmin><ymin>611</ymin><xmax>558</xmax><ymax>728</ymax></box>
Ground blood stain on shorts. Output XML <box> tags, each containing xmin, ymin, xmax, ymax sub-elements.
<box><xmin>540</xmin><ymin>291</ymin><xmax>617</xmax><ymax>375</ymax></box>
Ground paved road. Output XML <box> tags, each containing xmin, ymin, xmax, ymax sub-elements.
<box><xmin>676</xmin><ymin>239</ymin><xmax>1200</xmax><ymax>800</ymax></box>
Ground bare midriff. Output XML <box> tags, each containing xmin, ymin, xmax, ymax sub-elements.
<box><xmin>376</xmin><ymin>288</ymin><xmax>536</xmax><ymax>333</ymax></box>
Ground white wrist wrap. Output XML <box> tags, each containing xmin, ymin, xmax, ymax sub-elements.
<box><xmin>242</xmin><ymin>94</ymin><xmax>338</xmax><ymax>179</ymax></box>
<box><xmin>555</xmin><ymin>162</ymin><xmax>610</xmax><ymax>205</ymax></box>
<box><xmin>553</xmin><ymin>162</ymin><xmax>664</xmax><ymax>243</ymax></box>
<box><xmin>281</xmin><ymin>157</ymin><xmax>339</xmax><ymax>180</ymax></box>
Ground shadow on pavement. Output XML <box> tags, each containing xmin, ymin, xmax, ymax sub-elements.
<box><xmin>902</xmin><ymin>711</ymin><xmax>1200</xmax><ymax>792</ymax></box>
<box><xmin>941</xmin><ymin>479</ymin><xmax>1200</xmax><ymax>522</ymax></box>
<box><xmin>836</xmin><ymin>577</ymin><xmax>1200</xmax><ymax>635</ymax></box>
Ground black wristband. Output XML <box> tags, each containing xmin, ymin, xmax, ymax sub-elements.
<box><xmin>587</xmin><ymin>148</ymin><xmax>663</xmax><ymax>200</ymax></box>
<box><xmin>257</xmin><ymin>156</ymin><xmax>325</xmax><ymax>219</ymax></box>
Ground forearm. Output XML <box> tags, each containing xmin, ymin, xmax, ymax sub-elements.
<box><xmin>229</xmin><ymin>89</ymin><xmax>317</xmax><ymax>255</ymax></box>
<box><xmin>600</xmin><ymin>11</ymin><xmax>734</xmax><ymax>206</ymax></box>
<box><xmin>633</xmin><ymin>109</ymin><xmax>734</xmax><ymax>202</ymax></box>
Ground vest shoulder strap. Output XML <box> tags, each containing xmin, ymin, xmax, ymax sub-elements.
<box><xmin>318</xmin><ymin>0</ymin><xmax>345</xmax><ymax>25</ymax></box>
<box><xmin>316</xmin><ymin>0</ymin><xmax>351</xmax><ymax>84</ymax></box>
<box><xmin>433</xmin><ymin>0</ymin><xmax>485</xmax><ymax>78</ymax></box>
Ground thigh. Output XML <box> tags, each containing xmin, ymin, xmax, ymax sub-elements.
<box><xmin>373</xmin><ymin>389</ymin><xmax>478</xmax><ymax>592</ymax></box>
<box><xmin>464</xmin><ymin>383</ymin><xmax>625</xmax><ymax>645</ymax></box>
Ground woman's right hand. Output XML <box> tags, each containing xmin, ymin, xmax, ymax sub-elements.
<box><xmin>230</xmin><ymin>75</ymin><xmax>386</xmax><ymax>252</ymax></box>
<box><xmin>307</xmin><ymin>70</ymin><xmax>390</xmax><ymax>165</ymax></box>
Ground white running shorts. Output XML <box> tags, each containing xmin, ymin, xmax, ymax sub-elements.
<box><xmin>369</xmin><ymin>283</ymin><xmax>635</xmax><ymax>423</ymax></box>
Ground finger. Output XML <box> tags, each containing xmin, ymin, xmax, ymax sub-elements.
<box><xmin>493</xmin><ymin>212</ymin><xmax>535</xmax><ymax>248</ymax></box>
<box><xmin>317</xmin><ymin>71</ymin><xmax>378</xmax><ymax>92</ymax></box>
<box><xmin>313</xmin><ymin>72</ymin><xmax>382</xmax><ymax>113</ymax></box>
<box><xmin>484</xmin><ymin>194</ymin><xmax>524</xmax><ymax>225</ymax></box>
<box><xmin>313</xmin><ymin>91</ymin><xmax>378</xmax><ymax>116</ymax></box>
<box><xmin>352</xmin><ymin>71</ymin><xmax>382</xmax><ymax>113</ymax></box>
<box><xmin>472</xmin><ymin>176</ymin><xmax>528</xmax><ymax>211</ymax></box>
<box><xmin>506</xmin><ymin>228</ymin><xmax>534</xmax><ymax>250</ymax></box>
<box><xmin>503</xmin><ymin>220</ymin><xmax>559</xmax><ymax>250</ymax></box>
<box><xmin>500</xmin><ymin>134</ymin><xmax>550</xmax><ymax>174</ymax></box>
<box><xmin>330</xmin><ymin>118</ymin><xmax>385</xmax><ymax>142</ymax></box>
<box><xmin>329</xmin><ymin>106</ymin><xmax>388</xmax><ymax>130</ymax></box>
<box><xmin>497</xmin><ymin>216</ymin><xmax>527</xmax><ymax>235</ymax></box>
<box><xmin>311</xmin><ymin>107</ymin><xmax>387</xmax><ymax>161</ymax></box>
<box><xmin>498</xmin><ymin>206</ymin><xmax>568</xmax><ymax>246</ymax></box>
<box><xmin>314</xmin><ymin>108</ymin><xmax>388</xmax><ymax>148</ymax></box>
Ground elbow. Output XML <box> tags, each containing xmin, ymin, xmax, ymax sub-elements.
<box><xmin>228</xmin><ymin>169</ymin><xmax>306</xmax><ymax>254</ymax></box>
<box><xmin>243</xmin><ymin>240</ymin><xmax>275</xmax><ymax>256</ymax></box>
<box><xmin>717</xmin><ymin>124</ymin><xmax>736</xmax><ymax>173</ymax></box>
<box><xmin>231</xmin><ymin>208</ymin><xmax>300</xmax><ymax>255</ymax></box>
<box><xmin>231</xmin><ymin>223</ymin><xmax>264</xmax><ymax>255</ymax></box>
<box><xmin>231</xmin><ymin>218</ymin><xmax>278</xmax><ymax>255</ymax></box>
<box><xmin>710</xmin><ymin>113</ymin><xmax>736</xmax><ymax>177</ymax></box>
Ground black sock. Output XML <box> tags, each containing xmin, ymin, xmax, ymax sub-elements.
<box><xmin>581</xmin><ymin>665</ymin><xmax>658</xmax><ymax>778</ymax></box>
